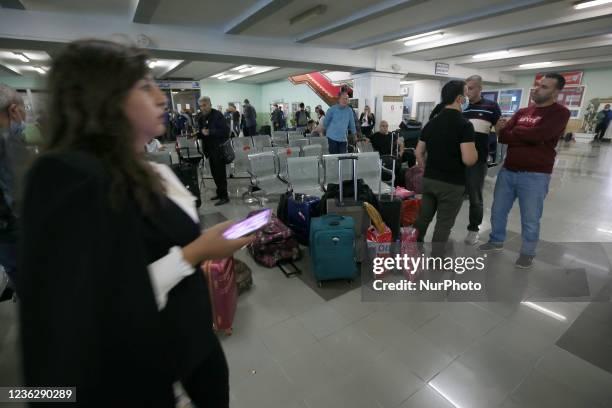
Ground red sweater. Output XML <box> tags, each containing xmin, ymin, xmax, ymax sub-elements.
<box><xmin>500</xmin><ymin>103</ymin><xmax>570</xmax><ymax>174</ymax></box>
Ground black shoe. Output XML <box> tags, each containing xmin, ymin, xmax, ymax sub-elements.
<box><xmin>210</xmin><ymin>196</ymin><xmax>220</xmax><ymax>201</ymax></box>
<box><xmin>215</xmin><ymin>198</ymin><xmax>229</xmax><ymax>206</ymax></box>
<box><xmin>515</xmin><ymin>255</ymin><xmax>534</xmax><ymax>269</ymax></box>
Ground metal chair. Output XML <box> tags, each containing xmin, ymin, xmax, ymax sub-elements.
<box><xmin>288</xmin><ymin>132</ymin><xmax>304</xmax><ymax>143</ymax></box>
<box><xmin>230</xmin><ymin>148</ymin><xmax>252</xmax><ymax>178</ymax></box>
<box><xmin>321</xmin><ymin>153</ymin><xmax>357</xmax><ymax>189</ymax></box>
<box><xmin>272</xmin><ymin>131</ymin><xmax>288</xmax><ymax>147</ymax></box>
<box><xmin>252</xmin><ymin>134</ymin><xmax>272</xmax><ymax>151</ymax></box>
<box><xmin>300</xmin><ymin>144</ymin><xmax>322</xmax><ymax>157</ymax></box>
<box><xmin>232</xmin><ymin>136</ymin><xmax>254</xmax><ymax>154</ymax></box>
<box><xmin>276</xmin><ymin>146</ymin><xmax>300</xmax><ymax>182</ymax></box>
<box><xmin>146</xmin><ymin>150</ymin><xmax>173</xmax><ymax>166</ymax></box>
<box><xmin>309</xmin><ymin>137</ymin><xmax>329</xmax><ymax>153</ymax></box>
<box><xmin>356</xmin><ymin>140</ymin><xmax>374</xmax><ymax>153</ymax></box>
<box><xmin>176</xmin><ymin>136</ymin><xmax>203</xmax><ymax>165</ymax></box>
<box><xmin>356</xmin><ymin>152</ymin><xmax>393</xmax><ymax>194</ymax></box>
<box><xmin>289</xmin><ymin>138</ymin><xmax>309</xmax><ymax>149</ymax></box>
<box><xmin>287</xmin><ymin>156</ymin><xmax>323</xmax><ymax>197</ymax></box>
<box><xmin>245</xmin><ymin>152</ymin><xmax>289</xmax><ymax>203</ymax></box>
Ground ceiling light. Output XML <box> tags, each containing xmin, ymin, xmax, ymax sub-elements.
<box><xmin>574</xmin><ymin>0</ymin><xmax>612</xmax><ymax>10</ymax></box>
<box><xmin>239</xmin><ymin>67</ymin><xmax>256</xmax><ymax>73</ymax></box>
<box><xmin>33</xmin><ymin>66</ymin><xmax>46</xmax><ymax>74</ymax></box>
<box><xmin>12</xmin><ymin>52</ymin><xmax>30</xmax><ymax>63</ymax></box>
<box><xmin>148</xmin><ymin>60</ymin><xmax>158</xmax><ymax>69</ymax></box>
<box><xmin>473</xmin><ymin>50</ymin><xmax>510</xmax><ymax>59</ymax></box>
<box><xmin>519</xmin><ymin>61</ymin><xmax>552</xmax><ymax>68</ymax></box>
<box><xmin>217</xmin><ymin>74</ymin><xmax>232</xmax><ymax>80</ymax></box>
<box><xmin>521</xmin><ymin>302</ymin><xmax>567</xmax><ymax>321</ymax></box>
<box><xmin>402</xmin><ymin>31</ymin><xmax>444</xmax><ymax>47</ymax></box>
<box><xmin>233</xmin><ymin>65</ymin><xmax>249</xmax><ymax>71</ymax></box>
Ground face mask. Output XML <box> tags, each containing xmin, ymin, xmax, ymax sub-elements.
<box><xmin>9</xmin><ymin>120</ymin><xmax>26</xmax><ymax>136</ymax></box>
<box><xmin>460</xmin><ymin>95</ymin><xmax>470</xmax><ymax>112</ymax></box>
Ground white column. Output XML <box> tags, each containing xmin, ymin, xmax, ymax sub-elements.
<box><xmin>351</xmin><ymin>72</ymin><xmax>403</xmax><ymax>132</ymax></box>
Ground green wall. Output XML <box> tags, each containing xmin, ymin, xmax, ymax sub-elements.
<box><xmin>0</xmin><ymin>76</ymin><xmax>46</xmax><ymax>90</ymax></box>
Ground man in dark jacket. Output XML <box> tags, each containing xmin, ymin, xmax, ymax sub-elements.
<box><xmin>271</xmin><ymin>104</ymin><xmax>282</xmax><ymax>131</ymax></box>
<box><xmin>197</xmin><ymin>96</ymin><xmax>230</xmax><ymax>206</ymax></box>
<box><xmin>242</xmin><ymin>99</ymin><xmax>257</xmax><ymax>136</ymax></box>
<box><xmin>295</xmin><ymin>102</ymin><xmax>310</xmax><ymax>131</ymax></box>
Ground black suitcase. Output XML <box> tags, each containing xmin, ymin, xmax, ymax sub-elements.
<box><xmin>170</xmin><ymin>162</ymin><xmax>202</xmax><ymax>208</ymax></box>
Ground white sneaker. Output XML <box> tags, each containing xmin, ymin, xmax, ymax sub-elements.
<box><xmin>464</xmin><ymin>231</ymin><xmax>479</xmax><ymax>245</ymax></box>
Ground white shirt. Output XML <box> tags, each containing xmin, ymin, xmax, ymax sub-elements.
<box><xmin>145</xmin><ymin>139</ymin><xmax>162</xmax><ymax>153</ymax></box>
<box><xmin>147</xmin><ymin>162</ymin><xmax>199</xmax><ymax>310</ymax></box>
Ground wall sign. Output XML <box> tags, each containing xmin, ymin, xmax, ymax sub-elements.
<box><xmin>156</xmin><ymin>81</ymin><xmax>201</xmax><ymax>90</ymax></box>
<box><xmin>498</xmin><ymin>89</ymin><xmax>523</xmax><ymax>115</ymax></box>
<box><xmin>434</xmin><ymin>62</ymin><xmax>449</xmax><ymax>76</ymax></box>
<box><xmin>534</xmin><ymin>71</ymin><xmax>583</xmax><ymax>87</ymax></box>
<box><xmin>481</xmin><ymin>91</ymin><xmax>499</xmax><ymax>103</ymax></box>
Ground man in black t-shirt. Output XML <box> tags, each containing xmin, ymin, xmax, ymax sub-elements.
<box><xmin>463</xmin><ymin>75</ymin><xmax>502</xmax><ymax>245</ymax></box>
<box><xmin>415</xmin><ymin>80</ymin><xmax>477</xmax><ymax>245</ymax></box>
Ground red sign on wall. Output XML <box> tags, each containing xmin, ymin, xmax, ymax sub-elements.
<box><xmin>534</xmin><ymin>71</ymin><xmax>583</xmax><ymax>86</ymax></box>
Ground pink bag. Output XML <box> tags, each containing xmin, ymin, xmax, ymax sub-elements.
<box><xmin>366</xmin><ymin>225</ymin><xmax>393</xmax><ymax>277</ymax></box>
<box><xmin>404</xmin><ymin>166</ymin><xmax>424</xmax><ymax>194</ymax></box>
<box><xmin>394</xmin><ymin>186</ymin><xmax>415</xmax><ymax>200</ymax></box>
<box><xmin>202</xmin><ymin>257</ymin><xmax>237</xmax><ymax>335</ymax></box>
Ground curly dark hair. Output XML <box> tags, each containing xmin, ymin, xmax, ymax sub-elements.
<box><xmin>44</xmin><ymin>39</ymin><xmax>164</xmax><ymax>211</ymax></box>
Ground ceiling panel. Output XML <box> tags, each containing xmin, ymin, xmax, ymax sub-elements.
<box><xmin>0</xmin><ymin>48</ymin><xmax>50</xmax><ymax>76</ymax></box>
<box><xmin>167</xmin><ymin>61</ymin><xmax>236</xmax><ymax>80</ymax></box>
<box><xmin>151</xmin><ymin>0</ymin><xmax>260</xmax><ymax>29</ymax></box>
<box><xmin>310</xmin><ymin>0</ymin><xmax>506</xmax><ymax>47</ymax></box>
<box><xmin>399</xmin><ymin>16</ymin><xmax>612</xmax><ymax>61</ymax></box>
<box><xmin>464</xmin><ymin>45</ymin><xmax>612</xmax><ymax>69</ymax></box>
<box><xmin>20</xmin><ymin>0</ymin><xmax>133</xmax><ymax>16</ymax></box>
<box><xmin>240</xmin><ymin>0</ymin><xmax>376</xmax><ymax>38</ymax></box>
<box><xmin>234</xmin><ymin>67</ymin><xmax>312</xmax><ymax>84</ymax></box>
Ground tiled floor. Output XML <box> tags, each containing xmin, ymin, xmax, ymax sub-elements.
<box><xmin>2</xmin><ymin>139</ymin><xmax>612</xmax><ymax>407</ymax></box>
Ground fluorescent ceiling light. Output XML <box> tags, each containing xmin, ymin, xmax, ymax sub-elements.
<box><xmin>519</xmin><ymin>61</ymin><xmax>552</xmax><ymax>68</ymax></box>
<box><xmin>403</xmin><ymin>31</ymin><xmax>444</xmax><ymax>47</ymax></box>
<box><xmin>473</xmin><ymin>50</ymin><xmax>510</xmax><ymax>59</ymax></box>
<box><xmin>217</xmin><ymin>74</ymin><xmax>232</xmax><ymax>79</ymax></box>
<box><xmin>148</xmin><ymin>60</ymin><xmax>158</xmax><ymax>69</ymax></box>
<box><xmin>574</xmin><ymin>0</ymin><xmax>612</xmax><ymax>10</ymax></box>
<box><xmin>239</xmin><ymin>67</ymin><xmax>256</xmax><ymax>73</ymax></box>
<box><xmin>233</xmin><ymin>65</ymin><xmax>249</xmax><ymax>71</ymax></box>
<box><xmin>521</xmin><ymin>301</ymin><xmax>567</xmax><ymax>322</ymax></box>
<box><xmin>12</xmin><ymin>52</ymin><xmax>30</xmax><ymax>62</ymax></box>
<box><xmin>428</xmin><ymin>383</ymin><xmax>463</xmax><ymax>408</ymax></box>
<box><xmin>33</xmin><ymin>66</ymin><xmax>46</xmax><ymax>74</ymax></box>
<box><xmin>211</xmin><ymin>73</ymin><xmax>225</xmax><ymax>78</ymax></box>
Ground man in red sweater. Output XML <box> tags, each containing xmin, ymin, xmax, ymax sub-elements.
<box><xmin>479</xmin><ymin>73</ymin><xmax>570</xmax><ymax>268</ymax></box>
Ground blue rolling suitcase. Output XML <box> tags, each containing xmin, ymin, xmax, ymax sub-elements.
<box><xmin>309</xmin><ymin>214</ymin><xmax>357</xmax><ymax>287</ymax></box>
<box><xmin>287</xmin><ymin>194</ymin><xmax>321</xmax><ymax>246</ymax></box>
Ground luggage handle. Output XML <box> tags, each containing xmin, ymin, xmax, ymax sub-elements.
<box><xmin>379</xmin><ymin>155</ymin><xmax>396</xmax><ymax>198</ymax></box>
<box><xmin>337</xmin><ymin>154</ymin><xmax>359</xmax><ymax>204</ymax></box>
<box><xmin>277</xmin><ymin>260</ymin><xmax>302</xmax><ymax>278</ymax></box>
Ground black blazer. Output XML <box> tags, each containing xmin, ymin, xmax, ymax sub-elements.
<box><xmin>19</xmin><ymin>151</ymin><xmax>214</xmax><ymax>407</ymax></box>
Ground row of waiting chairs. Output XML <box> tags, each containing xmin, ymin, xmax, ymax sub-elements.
<box><xmin>245</xmin><ymin>151</ymin><xmax>395</xmax><ymax>200</ymax></box>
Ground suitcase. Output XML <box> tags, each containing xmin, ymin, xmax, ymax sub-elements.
<box><xmin>326</xmin><ymin>155</ymin><xmax>369</xmax><ymax>262</ymax></box>
<box><xmin>202</xmin><ymin>257</ymin><xmax>237</xmax><ymax>335</ymax></box>
<box><xmin>287</xmin><ymin>194</ymin><xmax>321</xmax><ymax>246</ymax></box>
<box><xmin>401</xmin><ymin>197</ymin><xmax>422</xmax><ymax>227</ymax></box>
<box><xmin>310</xmin><ymin>214</ymin><xmax>357</xmax><ymax>286</ymax></box>
<box><xmin>170</xmin><ymin>162</ymin><xmax>202</xmax><ymax>208</ymax></box>
<box><xmin>378</xmin><ymin>151</ymin><xmax>402</xmax><ymax>241</ymax></box>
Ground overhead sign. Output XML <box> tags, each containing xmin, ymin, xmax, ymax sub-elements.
<box><xmin>156</xmin><ymin>81</ymin><xmax>201</xmax><ymax>90</ymax></box>
<box><xmin>434</xmin><ymin>62</ymin><xmax>449</xmax><ymax>76</ymax></box>
<box><xmin>534</xmin><ymin>71</ymin><xmax>583</xmax><ymax>86</ymax></box>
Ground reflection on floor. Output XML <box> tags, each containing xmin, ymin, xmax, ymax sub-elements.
<box><xmin>2</xmin><ymin>139</ymin><xmax>612</xmax><ymax>408</ymax></box>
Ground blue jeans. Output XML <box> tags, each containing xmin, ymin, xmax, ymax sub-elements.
<box><xmin>328</xmin><ymin>139</ymin><xmax>347</xmax><ymax>154</ymax></box>
<box><xmin>489</xmin><ymin>168</ymin><xmax>550</xmax><ymax>256</ymax></box>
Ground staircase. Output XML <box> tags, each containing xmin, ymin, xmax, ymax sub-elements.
<box><xmin>288</xmin><ymin>71</ymin><xmax>353</xmax><ymax>106</ymax></box>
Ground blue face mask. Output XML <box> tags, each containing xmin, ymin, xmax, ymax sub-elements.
<box><xmin>460</xmin><ymin>95</ymin><xmax>470</xmax><ymax>112</ymax></box>
<box><xmin>9</xmin><ymin>120</ymin><xmax>26</xmax><ymax>136</ymax></box>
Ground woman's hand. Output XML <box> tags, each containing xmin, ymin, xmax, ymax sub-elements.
<box><xmin>182</xmin><ymin>220</ymin><xmax>255</xmax><ymax>266</ymax></box>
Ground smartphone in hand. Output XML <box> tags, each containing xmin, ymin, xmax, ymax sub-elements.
<box><xmin>222</xmin><ymin>209</ymin><xmax>272</xmax><ymax>239</ymax></box>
